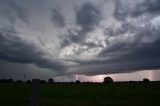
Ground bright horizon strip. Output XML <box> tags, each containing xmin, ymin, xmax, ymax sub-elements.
<box><xmin>71</xmin><ymin>70</ymin><xmax>157</xmax><ymax>82</ymax></box>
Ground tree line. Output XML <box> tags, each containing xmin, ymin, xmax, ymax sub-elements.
<box><xmin>0</xmin><ymin>77</ymin><xmax>151</xmax><ymax>84</ymax></box>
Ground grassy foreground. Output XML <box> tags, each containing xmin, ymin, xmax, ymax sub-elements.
<box><xmin>0</xmin><ymin>82</ymin><xmax>160</xmax><ymax>106</ymax></box>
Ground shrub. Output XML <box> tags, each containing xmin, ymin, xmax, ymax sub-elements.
<box><xmin>48</xmin><ymin>78</ymin><xmax>54</xmax><ymax>84</ymax></box>
<box><xmin>40</xmin><ymin>80</ymin><xmax>46</xmax><ymax>84</ymax></box>
<box><xmin>103</xmin><ymin>77</ymin><xmax>113</xmax><ymax>83</ymax></box>
<box><xmin>143</xmin><ymin>78</ymin><xmax>150</xmax><ymax>83</ymax></box>
<box><xmin>75</xmin><ymin>80</ymin><xmax>81</xmax><ymax>84</ymax></box>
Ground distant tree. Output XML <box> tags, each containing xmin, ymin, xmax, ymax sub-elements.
<box><xmin>143</xmin><ymin>78</ymin><xmax>150</xmax><ymax>83</ymax></box>
<box><xmin>70</xmin><ymin>81</ymin><xmax>74</xmax><ymax>84</ymax></box>
<box><xmin>26</xmin><ymin>80</ymin><xmax>31</xmax><ymax>83</ymax></box>
<box><xmin>75</xmin><ymin>80</ymin><xmax>81</xmax><ymax>84</ymax></box>
<box><xmin>129</xmin><ymin>81</ymin><xmax>135</xmax><ymax>83</ymax></box>
<box><xmin>103</xmin><ymin>77</ymin><xmax>113</xmax><ymax>83</ymax></box>
<box><xmin>8</xmin><ymin>79</ymin><xmax>13</xmax><ymax>83</ymax></box>
<box><xmin>48</xmin><ymin>78</ymin><xmax>54</xmax><ymax>84</ymax></box>
<box><xmin>40</xmin><ymin>80</ymin><xmax>46</xmax><ymax>84</ymax></box>
<box><xmin>0</xmin><ymin>79</ymin><xmax>12</xmax><ymax>83</ymax></box>
<box><xmin>0</xmin><ymin>79</ymin><xmax>6</xmax><ymax>83</ymax></box>
<box><xmin>16</xmin><ymin>80</ymin><xmax>23</xmax><ymax>83</ymax></box>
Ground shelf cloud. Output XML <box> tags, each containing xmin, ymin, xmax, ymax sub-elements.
<box><xmin>0</xmin><ymin>0</ymin><xmax>160</xmax><ymax>80</ymax></box>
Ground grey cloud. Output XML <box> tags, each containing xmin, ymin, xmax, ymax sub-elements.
<box><xmin>60</xmin><ymin>2</ymin><xmax>102</xmax><ymax>47</ymax></box>
<box><xmin>0</xmin><ymin>60</ymin><xmax>55</xmax><ymax>81</ymax></box>
<box><xmin>104</xmin><ymin>22</ymin><xmax>136</xmax><ymax>36</ymax></box>
<box><xmin>131</xmin><ymin>2</ymin><xmax>148</xmax><ymax>17</ymax></box>
<box><xmin>51</xmin><ymin>9</ymin><xmax>65</xmax><ymax>27</ymax></box>
<box><xmin>84</xmin><ymin>42</ymin><xmax>102</xmax><ymax>49</ymax></box>
<box><xmin>59</xmin><ymin>29</ymin><xmax>79</xmax><ymax>47</ymax></box>
<box><xmin>113</xmin><ymin>0</ymin><xmax>130</xmax><ymax>21</ymax></box>
<box><xmin>132</xmin><ymin>0</ymin><xmax>160</xmax><ymax>17</ymax></box>
<box><xmin>105</xmin><ymin>39</ymin><xmax>160</xmax><ymax>73</ymax></box>
<box><xmin>102</xmin><ymin>22</ymin><xmax>160</xmax><ymax>56</ymax></box>
<box><xmin>76</xmin><ymin>2</ymin><xmax>102</xmax><ymax>31</ymax></box>
<box><xmin>9</xmin><ymin>0</ymin><xmax>29</xmax><ymax>23</ymax></box>
<box><xmin>113</xmin><ymin>0</ymin><xmax>160</xmax><ymax>20</ymax></box>
<box><xmin>146</xmin><ymin>0</ymin><xmax>160</xmax><ymax>13</ymax></box>
<box><xmin>70</xmin><ymin>38</ymin><xmax>160</xmax><ymax>76</ymax></box>
<box><xmin>0</xmin><ymin>27</ymin><xmax>65</xmax><ymax>72</ymax></box>
<box><xmin>0</xmin><ymin>0</ymin><xmax>29</xmax><ymax>24</ymax></box>
<box><xmin>1</xmin><ymin>0</ymin><xmax>160</xmax><ymax>79</ymax></box>
<box><xmin>66</xmin><ymin>20</ymin><xmax>160</xmax><ymax>75</ymax></box>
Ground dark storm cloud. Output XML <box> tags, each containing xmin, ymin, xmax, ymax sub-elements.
<box><xmin>66</xmin><ymin>20</ymin><xmax>160</xmax><ymax>75</ymax></box>
<box><xmin>0</xmin><ymin>0</ymin><xmax>29</xmax><ymax>24</ymax></box>
<box><xmin>104</xmin><ymin>22</ymin><xmax>136</xmax><ymax>36</ymax></box>
<box><xmin>113</xmin><ymin>0</ymin><xmax>130</xmax><ymax>21</ymax></box>
<box><xmin>104</xmin><ymin>38</ymin><xmax>160</xmax><ymax>73</ymax></box>
<box><xmin>0</xmin><ymin>60</ymin><xmax>55</xmax><ymax>80</ymax></box>
<box><xmin>113</xmin><ymin>0</ymin><xmax>160</xmax><ymax>20</ymax></box>
<box><xmin>60</xmin><ymin>2</ymin><xmax>102</xmax><ymax>47</ymax></box>
<box><xmin>51</xmin><ymin>9</ymin><xmax>65</xmax><ymax>27</ymax></box>
<box><xmin>102</xmin><ymin>22</ymin><xmax>160</xmax><ymax>56</ymax></box>
<box><xmin>8</xmin><ymin>0</ymin><xmax>29</xmax><ymax>23</ymax></box>
<box><xmin>84</xmin><ymin>42</ymin><xmax>103</xmax><ymax>48</ymax></box>
<box><xmin>0</xmin><ymin>27</ymin><xmax>65</xmax><ymax>72</ymax></box>
<box><xmin>132</xmin><ymin>0</ymin><xmax>160</xmax><ymax>17</ymax></box>
<box><xmin>1</xmin><ymin>0</ymin><xmax>160</xmax><ymax>79</ymax></box>
<box><xmin>70</xmin><ymin>38</ymin><xmax>160</xmax><ymax>75</ymax></box>
<box><xmin>76</xmin><ymin>2</ymin><xmax>102</xmax><ymax>31</ymax></box>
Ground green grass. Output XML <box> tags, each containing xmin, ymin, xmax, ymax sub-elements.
<box><xmin>0</xmin><ymin>82</ymin><xmax>160</xmax><ymax>106</ymax></box>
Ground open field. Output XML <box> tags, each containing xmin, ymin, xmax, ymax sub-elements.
<box><xmin>0</xmin><ymin>82</ymin><xmax>160</xmax><ymax>106</ymax></box>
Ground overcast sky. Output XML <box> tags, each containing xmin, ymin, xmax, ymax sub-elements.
<box><xmin>0</xmin><ymin>0</ymin><xmax>160</xmax><ymax>82</ymax></box>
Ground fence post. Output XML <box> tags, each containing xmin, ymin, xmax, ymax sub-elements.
<box><xmin>31</xmin><ymin>79</ymin><xmax>40</xmax><ymax>106</ymax></box>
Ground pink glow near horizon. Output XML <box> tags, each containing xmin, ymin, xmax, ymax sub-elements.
<box><xmin>76</xmin><ymin>70</ymin><xmax>158</xmax><ymax>82</ymax></box>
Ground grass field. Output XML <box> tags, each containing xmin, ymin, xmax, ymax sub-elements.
<box><xmin>0</xmin><ymin>82</ymin><xmax>160</xmax><ymax>106</ymax></box>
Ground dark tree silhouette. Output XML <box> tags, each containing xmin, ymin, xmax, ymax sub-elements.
<box><xmin>103</xmin><ymin>77</ymin><xmax>113</xmax><ymax>83</ymax></box>
<box><xmin>26</xmin><ymin>80</ymin><xmax>31</xmax><ymax>83</ymax></box>
<box><xmin>8</xmin><ymin>79</ymin><xmax>13</xmax><ymax>83</ymax></box>
<box><xmin>143</xmin><ymin>78</ymin><xmax>150</xmax><ymax>82</ymax></box>
<box><xmin>75</xmin><ymin>80</ymin><xmax>81</xmax><ymax>84</ymax></box>
<box><xmin>16</xmin><ymin>80</ymin><xmax>23</xmax><ymax>83</ymax></box>
<box><xmin>40</xmin><ymin>80</ymin><xmax>46</xmax><ymax>84</ymax></box>
<box><xmin>129</xmin><ymin>81</ymin><xmax>135</xmax><ymax>83</ymax></box>
<box><xmin>0</xmin><ymin>79</ymin><xmax>14</xmax><ymax>83</ymax></box>
<box><xmin>48</xmin><ymin>78</ymin><xmax>54</xmax><ymax>84</ymax></box>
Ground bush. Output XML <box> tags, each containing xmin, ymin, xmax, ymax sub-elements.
<box><xmin>0</xmin><ymin>79</ymin><xmax>13</xmax><ymax>83</ymax></box>
<box><xmin>16</xmin><ymin>80</ymin><xmax>23</xmax><ymax>83</ymax></box>
<box><xmin>40</xmin><ymin>80</ymin><xmax>46</xmax><ymax>84</ymax></box>
<box><xmin>26</xmin><ymin>80</ymin><xmax>31</xmax><ymax>83</ymax></box>
<box><xmin>143</xmin><ymin>78</ymin><xmax>150</xmax><ymax>83</ymax></box>
<box><xmin>103</xmin><ymin>77</ymin><xmax>113</xmax><ymax>83</ymax></box>
<box><xmin>75</xmin><ymin>80</ymin><xmax>81</xmax><ymax>84</ymax></box>
<box><xmin>48</xmin><ymin>78</ymin><xmax>54</xmax><ymax>84</ymax></box>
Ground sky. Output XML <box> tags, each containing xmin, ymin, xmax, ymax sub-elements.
<box><xmin>0</xmin><ymin>0</ymin><xmax>160</xmax><ymax>82</ymax></box>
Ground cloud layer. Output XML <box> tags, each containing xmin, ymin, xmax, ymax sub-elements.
<box><xmin>0</xmin><ymin>0</ymin><xmax>160</xmax><ymax>78</ymax></box>
<box><xmin>0</xmin><ymin>27</ymin><xmax>66</xmax><ymax>73</ymax></box>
